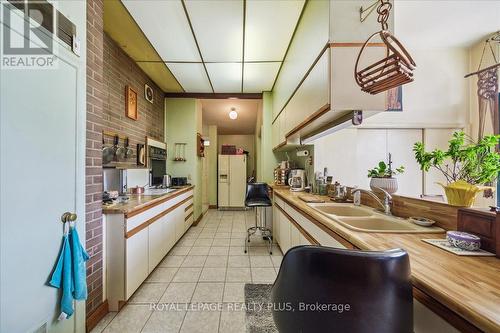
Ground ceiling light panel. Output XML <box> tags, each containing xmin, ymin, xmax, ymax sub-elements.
<box><xmin>184</xmin><ymin>0</ymin><xmax>243</xmax><ymax>62</ymax></box>
<box><xmin>205</xmin><ymin>63</ymin><xmax>242</xmax><ymax>93</ymax></box>
<box><xmin>245</xmin><ymin>0</ymin><xmax>305</xmax><ymax>61</ymax></box>
<box><xmin>243</xmin><ymin>62</ymin><xmax>281</xmax><ymax>93</ymax></box>
<box><xmin>122</xmin><ymin>0</ymin><xmax>200</xmax><ymax>62</ymax></box>
<box><xmin>166</xmin><ymin>63</ymin><xmax>212</xmax><ymax>92</ymax></box>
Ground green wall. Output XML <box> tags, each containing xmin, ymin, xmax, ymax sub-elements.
<box><xmin>260</xmin><ymin>92</ymin><xmax>278</xmax><ymax>182</ymax></box>
<box><xmin>207</xmin><ymin>125</ymin><xmax>218</xmax><ymax>206</ymax></box>
<box><xmin>165</xmin><ymin>98</ymin><xmax>203</xmax><ymax>220</ymax></box>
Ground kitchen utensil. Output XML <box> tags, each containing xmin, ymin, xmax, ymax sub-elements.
<box><xmin>129</xmin><ymin>186</ymin><xmax>145</xmax><ymax>194</ymax></box>
<box><xmin>446</xmin><ymin>231</ymin><xmax>481</xmax><ymax>251</ymax></box>
<box><xmin>124</xmin><ymin>137</ymin><xmax>133</xmax><ymax>158</ymax></box>
<box><xmin>163</xmin><ymin>174</ymin><xmax>172</xmax><ymax>188</ymax></box>
<box><xmin>409</xmin><ymin>217</ymin><xmax>436</xmax><ymax>227</ymax></box>
<box><xmin>102</xmin><ymin>136</ymin><xmax>114</xmax><ymax>165</ymax></box>
<box><xmin>114</xmin><ymin>135</ymin><xmax>126</xmax><ymax>161</ymax></box>
<box><xmin>288</xmin><ymin>169</ymin><xmax>305</xmax><ymax>192</ymax></box>
<box><xmin>137</xmin><ymin>143</ymin><xmax>146</xmax><ymax>166</ymax></box>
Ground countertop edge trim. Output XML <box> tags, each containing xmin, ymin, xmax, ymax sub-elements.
<box><xmin>125</xmin><ymin>195</ymin><xmax>193</xmax><ymax>239</ymax></box>
<box><xmin>123</xmin><ymin>186</ymin><xmax>194</xmax><ymax>218</ymax></box>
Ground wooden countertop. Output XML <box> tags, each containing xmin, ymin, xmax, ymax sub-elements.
<box><xmin>102</xmin><ymin>186</ymin><xmax>194</xmax><ymax>216</ymax></box>
<box><xmin>272</xmin><ymin>188</ymin><xmax>500</xmax><ymax>333</ymax></box>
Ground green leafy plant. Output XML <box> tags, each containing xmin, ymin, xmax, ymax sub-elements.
<box><xmin>413</xmin><ymin>131</ymin><xmax>500</xmax><ymax>185</ymax></box>
<box><xmin>367</xmin><ymin>161</ymin><xmax>405</xmax><ymax>178</ymax></box>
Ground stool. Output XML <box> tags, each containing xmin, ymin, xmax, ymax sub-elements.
<box><xmin>244</xmin><ymin>182</ymin><xmax>272</xmax><ymax>254</ymax></box>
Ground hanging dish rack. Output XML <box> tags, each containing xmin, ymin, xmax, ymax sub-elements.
<box><xmin>355</xmin><ymin>0</ymin><xmax>416</xmax><ymax>95</ymax></box>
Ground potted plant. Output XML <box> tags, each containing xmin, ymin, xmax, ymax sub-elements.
<box><xmin>413</xmin><ymin>131</ymin><xmax>500</xmax><ymax>207</ymax></box>
<box><xmin>367</xmin><ymin>155</ymin><xmax>405</xmax><ymax>194</ymax></box>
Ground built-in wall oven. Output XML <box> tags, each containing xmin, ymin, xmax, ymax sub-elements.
<box><xmin>149</xmin><ymin>146</ymin><xmax>167</xmax><ymax>186</ymax></box>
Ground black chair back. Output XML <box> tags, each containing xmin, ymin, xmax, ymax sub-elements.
<box><xmin>271</xmin><ymin>246</ymin><xmax>413</xmax><ymax>333</ymax></box>
<box><xmin>245</xmin><ymin>182</ymin><xmax>272</xmax><ymax>207</ymax></box>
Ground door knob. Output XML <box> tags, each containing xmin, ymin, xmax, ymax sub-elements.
<box><xmin>61</xmin><ymin>212</ymin><xmax>77</xmax><ymax>223</ymax></box>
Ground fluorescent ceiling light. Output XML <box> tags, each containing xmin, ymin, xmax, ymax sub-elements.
<box><xmin>301</xmin><ymin>111</ymin><xmax>360</xmax><ymax>144</ymax></box>
<box><xmin>206</xmin><ymin>63</ymin><xmax>242</xmax><ymax>93</ymax></box>
<box><xmin>245</xmin><ymin>0</ymin><xmax>305</xmax><ymax>61</ymax></box>
<box><xmin>166</xmin><ymin>63</ymin><xmax>212</xmax><ymax>92</ymax></box>
<box><xmin>184</xmin><ymin>0</ymin><xmax>243</xmax><ymax>62</ymax></box>
<box><xmin>122</xmin><ymin>0</ymin><xmax>200</xmax><ymax>62</ymax></box>
<box><xmin>243</xmin><ymin>62</ymin><xmax>281</xmax><ymax>93</ymax></box>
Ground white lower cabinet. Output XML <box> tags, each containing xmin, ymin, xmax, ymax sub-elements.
<box><xmin>278</xmin><ymin>210</ymin><xmax>291</xmax><ymax>254</ymax></box>
<box><xmin>106</xmin><ymin>189</ymin><xmax>194</xmax><ymax>311</ymax></box>
<box><xmin>148</xmin><ymin>214</ymin><xmax>166</xmax><ymax>273</ymax></box>
<box><xmin>273</xmin><ymin>196</ymin><xmax>347</xmax><ymax>253</ymax></box>
<box><xmin>274</xmin><ymin>199</ymin><xmax>317</xmax><ymax>255</ymax></box>
<box><xmin>125</xmin><ymin>228</ymin><xmax>149</xmax><ymax>299</ymax></box>
<box><xmin>290</xmin><ymin>224</ymin><xmax>301</xmax><ymax>247</ymax></box>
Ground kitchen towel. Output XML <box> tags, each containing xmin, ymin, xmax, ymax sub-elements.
<box><xmin>70</xmin><ymin>226</ymin><xmax>89</xmax><ymax>300</ymax></box>
<box><xmin>49</xmin><ymin>224</ymin><xmax>89</xmax><ymax>319</ymax></box>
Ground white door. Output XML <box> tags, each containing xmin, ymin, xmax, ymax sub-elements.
<box><xmin>0</xmin><ymin>3</ymin><xmax>86</xmax><ymax>333</ymax></box>
<box><xmin>229</xmin><ymin>155</ymin><xmax>247</xmax><ymax>207</ymax></box>
<box><xmin>218</xmin><ymin>155</ymin><xmax>229</xmax><ymax>207</ymax></box>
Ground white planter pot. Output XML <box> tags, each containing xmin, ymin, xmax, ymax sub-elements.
<box><xmin>370</xmin><ymin>177</ymin><xmax>398</xmax><ymax>194</ymax></box>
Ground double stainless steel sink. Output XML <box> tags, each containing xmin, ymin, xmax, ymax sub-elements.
<box><xmin>307</xmin><ymin>203</ymin><xmax>444</xmax><ymax>233</ymax></box>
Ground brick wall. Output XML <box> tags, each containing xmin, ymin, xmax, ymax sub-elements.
<box><xmin>85</xmin><ymin>8</ymin><xmax>166</xmax><ymax>317</ymax></box>
<box><xmin>86</xmin><ymin>0</ymin><xmax>105</xmax><ymax>316</ymax></box>
<box><xmin>102</xmin><ymin>33</ymin><xmax>165</xmax><ymax>166</ymax></box>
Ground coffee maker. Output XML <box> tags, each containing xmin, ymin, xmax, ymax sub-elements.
<box><xmin>288</xmin><ymin>169</ymin><xmax>305</xmax><ymax>192</ymax></box>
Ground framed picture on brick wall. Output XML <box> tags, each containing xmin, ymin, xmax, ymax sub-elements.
<box><xmin>125</xmin><ymin>85</ymin><xmax>138</xmax><ymax>120</ymax></box>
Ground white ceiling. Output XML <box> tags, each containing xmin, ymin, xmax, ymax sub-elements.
<box><xmin>395</xmin><ymin>1</ymin><xmax>500</xmax><ymax>49</ymax></box>
<box><xmin>201</xmin><ymin>99</ymin><xmax>261</xmax><ymax>134</ymax></box>
<box><xmin>122</xmin><ymin>0</ymin><xmax>305</xmax><ymax>93</ymax></box>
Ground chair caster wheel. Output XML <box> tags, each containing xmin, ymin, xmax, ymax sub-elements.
<box><xmin>244</xmin><ymin>250</ymin><xmax>247</xmax><ymax>253</ymax></box>
<box><xmin>270</xmin><ymin>252</ymin><xmax>273</xmax><ymax>255</ymax></box>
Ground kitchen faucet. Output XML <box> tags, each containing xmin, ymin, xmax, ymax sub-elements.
<box><xmin>352</xmin><ymin>187</ymin><xmax>392</xmax><ymax>215</ymax></box>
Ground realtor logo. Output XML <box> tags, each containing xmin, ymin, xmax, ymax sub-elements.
<box><xmin>1</xmin><ymin>0</ymin><xmax>57</xmax><ymax>69</ymax></box>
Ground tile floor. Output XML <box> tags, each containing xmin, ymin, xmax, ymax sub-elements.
<box><xmin>92</xmin><ymin>209</ymin><xmax>283</xmax><ymax>333</ymax></box>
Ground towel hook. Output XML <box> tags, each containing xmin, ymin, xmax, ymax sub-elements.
<box><xmin>61</xmin><ymin>212</ymin><xmax>77</xmax><ymax>223</ymax></box>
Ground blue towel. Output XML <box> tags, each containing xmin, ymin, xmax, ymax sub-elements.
<box><xmin>70</xmin><ymin>226</ymin><xmax>89</xmax><ymax>300</ymax></box>
<box><xmin>49</xmin><ymin>233</ymin><xmax>74</xmax><ymax>318</ymax></box>
<box><xmin>49</xmin><ymin>225</ymin><xmax>89</xmax><ymax>319</ymax></box>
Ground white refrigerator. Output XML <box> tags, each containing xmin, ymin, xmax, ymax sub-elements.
<box><xmin>218</xmin><ymin>154</ymin><xmax>247</xmax><ymax>208</ymax></box>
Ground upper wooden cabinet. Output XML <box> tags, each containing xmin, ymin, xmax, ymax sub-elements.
<box><xmin>271</xmin><ymin>1</ymin><xmax>404</xmax><ymax>150</ymax></box>
<box><xmin>283</xmin><ymin>48</ymin><xmax>330</xmax><ymax>139</ymax></box>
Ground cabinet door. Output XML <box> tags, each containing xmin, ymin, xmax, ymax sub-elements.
<box><xmin>174</xmin><ymin>206</ymin><xmax>185</xmax><ymax>241</ymax></box>
<box><xmin>278</xmin><ymin>211</ymin><xmax>291</xmax><ymax>254</ymax></box>
<box><xmin>272</xmin><ymin>206</ymin><xmax>280</xmax><ymax>244</ymax></box>
<box><xmin>148</xmin><ymin>219</ymin><xmax>164</xmax><ymax>273</ymax></box>
<box><xmin>125</xmin><ymin>228</ymin><xmax>149</xmax><ymax>299</ymax></box>
<box><xmin>272</xmin><ymin>120</ymin><xmax>280</xmax><ymax>148</ymax></box>
<box><xmin>299</xmin><ymin>233</ymin><xmax>312</xmax><ymax>245</ymax></box>
<box><xmin>279</xmin><ymin>111</ymin><xmax>287</xmax><ymax>144</ymax></box>
<box><xmin>291</xmin><ymin>224</ymin><xmax>301</xmax><ymax>248</ymax></box>
<box><xmin>164</xmin><ymin>213</ymin><xmax>176</xmax><ymax>254</ymax></box>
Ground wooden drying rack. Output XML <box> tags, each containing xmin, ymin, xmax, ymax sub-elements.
<box><xmin>103</xmin><ymin>130</ymin><xmax>128</xmax><ymax>141</ymax></box>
